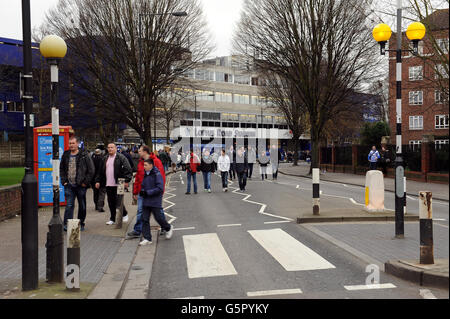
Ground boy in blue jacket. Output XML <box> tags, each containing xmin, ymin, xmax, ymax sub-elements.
<box><xmin>139</xmin><ymin>159</ymin><xmax>173</xmax><ymax>246</ymax></box>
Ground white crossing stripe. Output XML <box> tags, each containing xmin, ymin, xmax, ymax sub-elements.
<box><xmin>183</xmin><ymin>233</ymin><xmax>237</xmax><ymax>279</ymax></box>
<box><xmin>174</xmin><ymin>296</ymin><xmax>205</xmax><ymax>299</ymax></box>
<box><xmin>174</xmin><ymin>227</ymin><xmax>196</xmax><ymax>231</ymax></box>
<box><xmin>264</xmin><ymin>221</ymin><xmax>291</xmax><ymax>224</ymax></box>
<box><xmin>344</xmin><ymin>283</ymin><xmax>396</xmax><ymax>291</ymax></box>
<box><xmin>217</xmin><ymin>224</ymin><xmax>242</xmax><ymax>227</ymax></box>
<box><xmin>248</xmin><ymin>228</ymin><xmax>335</xmax><ymax>271</ymax></box>
<box><xmin>247</xmin><ymin>288</ymin><xmax>302</xmax><ymax>297</ymax></box>
<box><xmin>419</xmin><ymin>289</ymin><xmax>437</xmax><ymax>299</ymax></box>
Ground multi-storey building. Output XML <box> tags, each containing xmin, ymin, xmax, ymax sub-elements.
<box><xmin>388</xmin><ymin>9</ymin><xmax>449</xmax><ymax>149</ymax></box>
<box><xmin>143</xmin><ymin>55</ymin><xmax>311</xmax><ymax>151</ymax></box>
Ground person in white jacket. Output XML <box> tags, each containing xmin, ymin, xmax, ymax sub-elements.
<box><xmin>217</xmin><ymin>149</ymin><xmax>231</xmax><ymax>192</ymax></box>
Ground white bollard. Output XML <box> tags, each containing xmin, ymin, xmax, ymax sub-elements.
<box><xmin>312</xmin><ymin>168</ymin><xmax>320</xmax><ymax>215</ymax></box>
<box><xmin>419</xmin><ymin>191</ymin><xmax>433</xmax><ymax>264</ymax></box>
<box><xmin>66</xmin><ymin>219</ymin><xmax>80</xmax><ymax>291</ymax></box>
<box><xmin>364</xmin><ymin>170</ymin><xmax>385</xmax><ymax>212</ymax></box>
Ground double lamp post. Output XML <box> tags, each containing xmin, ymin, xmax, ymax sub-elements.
<box><xmin>372</xmin><ymin>0</ymin><xmax>426</xmax><ymax>238</ymax></box>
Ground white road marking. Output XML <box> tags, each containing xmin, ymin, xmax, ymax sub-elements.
<box><xmin>264</xmin><ymin>220</ymin><xmax>291</xmax><ymax>224</ymax></box>
<box><xmin>174</xmin><ymin>296</ymin><xmax>205</xmax><ymax>299</ymax></box>
<box><xmin>407</xmin><ymin>195</ymin><xmax>416</xmax><ymax>200</ymax></box>
<box><xmin>248</xmin><ymin>228</ymin><xmax>335</xmax><ymax>271</ymax></box>
<box><xmin>419</xmin><ymin>289</ymin><xmax>437</xmax><ymax>299</ymax></box>
<box><xmin>296</xmin><ymin>185</ymin><xmax>299</xmax><ymax>189</ymax></box>
<box><xmin>342</xmin><ymin>184</ymin><xmax>348</xmax><ymax>187</ymax></box>
<box><xmin>344</xmin><ymin>283</ymin><xmax>396</xmax><ymax>291</ymax></box>
<box><xmin>349</xmin><ymin>198</ymin><xmax>357</xmax><ymax>204</ymax></box>
<box><xmin>247</xmin><ymin>288</ymin><xmax>302</xmax><ymax>297</ymax></box>
<box><xmin>173</xmin><ymin>227</ymin><xmax>196</xmax><ymax>231</ymax></box>
<box><xmin>217</xmin><ymin>224</ymin><xmax>242</xmax><ymax>228</ymax></box>
<box><xmin>179</xmin><ymin>175</ymin><xmax>184</xmax><ymax>185</ymax></box>
<box><xmin>183</xmin><ymin>233</ymin><xmax>238</xmax><ymax>279</ymax></box>
<box><xmin>434</xmin><ymin>218</ymin><xmax>447</xmax><ymax>221</ymax></box>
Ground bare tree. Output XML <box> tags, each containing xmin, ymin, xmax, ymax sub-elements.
<box><xmin>39</xmin><ymin>0</ymin><xmax>212</xmax><ymax>148</ymax></box>
<box><xmin>234</xmin><ymin>0</ymin><xmax>379</xmax><ymax>170</ymax></box>
<box><xmin>258</xmin><ymin>70</ymin><xmax>308</xmax><ymax>166</ymax></box>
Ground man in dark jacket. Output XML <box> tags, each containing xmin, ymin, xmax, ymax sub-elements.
<box><xmin>235</xmin><ymin>147</ymin><xmax>249</xmax><ymax>191</ymax></box>
<box><xmin>60</xmin><ymin>136</ymin><xmax>95</xmax><ymax>231</ymax></box>
<box><xmin>200</xmin><ymin>149</ymin><xmax>215</xmax><ymax>193</ymax></box>
<box><xmin>91</xmin><ymin>149</ymin><xmax>106</xmax><ymax>212</ymax></box>
<box><xmin>95</xmin><ymin>143</ymin><xmax>133</xmax><ymax>225</ymax></box>
<box><xmin>138</xmin><ymin>159</ymin><xmax>173</xmax><ymax>245</ymax></box>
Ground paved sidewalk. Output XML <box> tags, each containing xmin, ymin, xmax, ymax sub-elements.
<box><xmin>278</xmin><ymin>162</ymin><xmax>449</xmax><ymax>201</ymax></box>
<box><xmin>302</xmin><ymin>222</ymin><xmax>449</xmax><ymax>290</ymax></box>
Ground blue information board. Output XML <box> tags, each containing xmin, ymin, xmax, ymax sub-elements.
<box><xmin>37</xmin><ymin>136</ymin><xmax>65</xmax><ymax>204</ymax></box>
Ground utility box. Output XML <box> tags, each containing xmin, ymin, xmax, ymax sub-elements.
<box><xmin>364</xmin><ymin>170</ymin><xmax>385</xmax><ymax>212</ymax></box>
<box><xmin>33</xmin><ymin>124</ymin><xmax>73</xmax><ymax>206</ymax></box>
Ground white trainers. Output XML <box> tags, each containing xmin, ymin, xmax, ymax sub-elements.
<box><xmin>122</xmin><ymin>215</ymin><xmax>129</xmax><ymax>223</ymax></box>
<box><xmin>208</xmin><ymin>189</ymin><xmax>211</xmax><ymax>193</ymax></box>
<box><xmin>106</xmin><ymin>220</ymin><xmax>115</xmax><ymax>225</ymax></box>
<box><xmin>165</xmin><ymin>225</ymin><xmax>174</xmax><ymax>239</ymax></box>
<box><xmin>139</xmin><ymin>239</ymin><xmax>152</xmax><ymax>246</ymax></box>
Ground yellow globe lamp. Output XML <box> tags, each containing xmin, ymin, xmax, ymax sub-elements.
<box><xmin>372</xmin><ymin>23</ymin><xmax>392</xmax><ymax>43</ymax></box>
<box><xmin>406</xmin><ymin>22</ymin><xmax>426</xmax><ymax>55</ymax></box>
<box><xmin>406</xmin><ymin>22</ymin><xmax>426</xmax><ymax>41</ymax></box>
<box><xmin>372</xmin><ymin>23</ymin><xmax>392</xmax><ymax>55</ymax></box>
<box><xmin>39</xmin><ymin>35</ymin><xmax>67</xmax><ymax>59</ymax></box>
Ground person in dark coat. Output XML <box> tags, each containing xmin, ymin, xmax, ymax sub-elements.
<box><xmin>227</xmin><ymin>145</ymin><xmax>236</xmax><ymax>180</ymax></box>
<box><xmin>95</xmin><ymin>143</ymin><xmax>133</xmax><ymax>225</ymax></box>
<box><xmin>235</xmin><ymin>147</ymin><xmax>248</xmax><ymax>191</ymax></box>
<box><xmin>379</xmin><ymin>145</ymin><xmax>392</xmax><ymax>177</ymax></box>
<box><xmin>60</xmin><ymin>136</ymin><xmax>95</xmax><ymax>231</ymax></box>
<box><xmin>91</xmin><ymin>149</ymin><xmax>106</xmax><ymax>212</ymax></box>
<box><xmin>200</xmin><ymin>149</ymin><xmax>215</xmax><ymax>193</ymax></box>
<box><xmin>138</xmin><ymin>159</ymin><xmax>173</xmax><ymax>245</ymax></box>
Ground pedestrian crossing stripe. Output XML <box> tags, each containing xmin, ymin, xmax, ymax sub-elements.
<box><xmin>248</xmin><ymin>228</ymin><xmax>336</xmax><ymax>271</ymax></box>
<box><xmin>344</xmin><ymin>283</ymin><xmax>396</xmax><ymax>291</ymax></box>
<box><xmin>247</xmin><ymin>288</ymin><xmax>302</xmax><ymax>297</ymax></box>
<box><xmin>183</xmin><ymin>233</ymin><xmax>238</xmax><ymax>279</ymax></box>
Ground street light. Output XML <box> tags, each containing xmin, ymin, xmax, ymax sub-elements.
<box><xmin>372</xmin><ymin>1</ymin><xmax>425</xmax><ymax>239</ymax></box>
<box><xmin>138</xmin><ymin>10</ymin><xmax>187</xmax><ymax>150</ymax></box>
<box><xmin>21</xmin><ymin>0</ymin><xmax>39</xmax><ymax>291</ymax></box>
<box><xmin>192</xmin><ymin>93</ymin><xmax>215</xmax><ymax>147</ymax></box>
<box><xmin>39</xmin><ymin>34</ymin><xmax>67</xmax><ymax>282</ymax></box>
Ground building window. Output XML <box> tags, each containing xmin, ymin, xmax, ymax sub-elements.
<box><xmin>435</xmin><ymin>90</ymin><xmax>448</xmax><ymax>104</ymax></box>
<box><xmin>215</xmin><ymin>92</ymin><xmax>232</xmax><ymax>103</ymax></box>
<box><xmin>409</xmin><ymin>91</ymin><xmax>423</xmax><ymax>105</ymax></box>
<box><xmin>195</xmin><ymin>90</ymin><xmax>214</xmax><ymax>101</ymax></box>
<box><xmin>435</xmin><ymin>139</ymin><xmax>449</xmax><ymax>150</ymax></box>
<box><xmin>409</xmin><ymin>66</ymin><xmax>423</xmax><ymax>81</ymax></box>
<box><xmin>436</xmin><ymin>38</ymin><xmax>449</xmax><ymax>54</ymax></box>
<box><xmin>195</xmin><ymin>69</ymin><xmax>214</xmax><ymax>81</ymax></box>
<box><xmin>222</xmin><ymin>113</ymin><xmax>239</xmax><ymax>121</ymax></box>
<box><xmin>435</xmin><ymin>64</ymin><xmax>449</xmax><ymax>79</ymax></box>
<box><xmin>409</xmin><ymin>140</ymin><xmax>422</xmax><ymax>151</ymax></box>
<box><xmin>234</xmin><ymin>75</ymin><xmax>250</xmax><ymax>85</ymax></box>
<box><xmin>233</xmin><ymin>94</ymin><xmax>250</xmax><ymax>104</ymax></box>
<box><xmin>409</xmin><ymin>115</ymin><xmax>423</xmax><ymax>130</ymax></box>
<box><xmin>6</xmin><ymin>101</ymin><xmax>23</xmax><ymax>112</ymax></box>
<box><xmin>202</xmin><ymin>112</ymin><xmax>220</xmax><ymax>121</ymax></box>
<box><xmin>435</xmin><ymin>114</ymin><xmax>449</xmax><ymax>129</ymax></box>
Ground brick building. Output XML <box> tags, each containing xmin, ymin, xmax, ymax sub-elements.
<box><xmin>388</xmin><ymin>9</ymin><xmax>449</xmax><ymax>148</ymax></box>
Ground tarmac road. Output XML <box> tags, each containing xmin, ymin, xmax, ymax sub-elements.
<box><xmin>146</xmin><ymin>170</ymin><xmax>449</xmax><ymax>299</ymax></box>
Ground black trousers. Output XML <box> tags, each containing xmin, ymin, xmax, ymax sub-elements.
<box><xmin>248</xmin><ymin>163</ymin><xmax>254</xmax><ymax>178</ymax></box>
<box><xmin>229</xmin><ymin>164</ymin><xmax>236</xmax><ymax>179</ymax></box>
<box><xmin>106</xmin><ymin>186</ymin><xmax>128</xmax><ymax>222</ymax></box>
<box><xmin>93</xmin><ymin>185</ymin><xmax>106</xmax><ymax>209</ymax></box>
<box><xmin>221</xmin><ymin>171</ymin><xmax>228</xmax><ymax>188</ymax></box>
<box><xmin>237</xmin><ymin>172</ymin><xmax>247</xmax><ymax>190</ymax></box>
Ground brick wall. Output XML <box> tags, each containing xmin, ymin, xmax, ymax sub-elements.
<box><xmin>0</xmin><ymin>185</ymin><xmax>21</xmax><ymax>221</ymax></box>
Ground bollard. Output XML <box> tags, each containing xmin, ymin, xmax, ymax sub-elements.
<box><xmin>419</xmin><ymin>191</ymin><xmax>433</xmax><ymax>264</ymax></box>
<box><xmin>312</xmin><ymin>168</ymin><xmax>320</xmax><ymax>215</ymax></box>
<box><xmin>115</xmin><ymin>178</ymin><xmax>125</xmax><ymax>229</ymax></box>
<box><xmin>66</xmin><ymin>219</ymin><xmax>80</xmax><ymax>291</ymax></box>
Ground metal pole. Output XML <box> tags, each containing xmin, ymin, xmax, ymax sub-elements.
<box><xmin>115</xmin><ymin>178</ymin><xmax>125</xmax><ymax>229</ymax></box>
<box><xmin>419</xmin><ymin>191</ymin><xmax>433</xmax><ymax>264</ymax></box>
<box><xmin>394</xmin><ymin>0</ymin><xmax>405</xmax><ymax>238</ymax></box>
<box><xmin>21</xmin><ymin>0</ymin><xmax>39</xmax><ymax>291</ymax></box>
<box><xmin>46</xmin><ymin>59</ymin><xmax>64</xmax><ymax>283</ymax></box>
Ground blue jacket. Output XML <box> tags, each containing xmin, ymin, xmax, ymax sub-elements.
<box><xmin>141</xmin><ymin>167</ymin><xmax>164</xmax><ymax>208</ymax></box>
<box><xmin>368</xmin><ymin>150</ymin><xmax>380</xmax><ymax>163</ymax></box>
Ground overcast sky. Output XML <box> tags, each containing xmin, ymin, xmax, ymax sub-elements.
<box><xmin>0</xmin><ymin>0</ymin><xmax>244</xmax><ymax>57</ymax></box>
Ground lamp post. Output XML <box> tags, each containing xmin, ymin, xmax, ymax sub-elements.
<box><xmin>39</xmin><ymin>34</ymin><xmax>67</xmax><ymax>282</ymax></box>
<box><xmin>20</xmin><ymin>0</ymin><xmax>38</xmax><ymax>291</ymax></box>
<box><xmin>372</xmin><ymin>0</ymin><xmax>425</xmax><ymax>238</ymax></box>
<box><xmin>192</xmin><ymin>93</ymin><xmax>215</xmax><ymax>147</ymax></box>
<box><xmin>138</xmin><ymin>10</ymin><xmax>187</xmax><ymax>150</ymax></box>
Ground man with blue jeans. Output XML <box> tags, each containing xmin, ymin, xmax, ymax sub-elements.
<box><xmin>60</xmin><ymin>136</ymin><xmax>95</xmax><ymax>231</ymax></box>
<box><xmin>128</xmin><ymin>145</ymin><xmax>168</xmax><ymax>238</ymax></box>
<box><xmin>368</xmin><ymin>145</ymin><xmax>381</xmax><ymax>170</ymax></box>
<box><xmin>139</xmin><ymin>159</ymin><xmax>173</xmax><ymax>245</ymax></box>
<box><xmin>200</xmin><ymin>149</ymin><xmax>215</xmax><ymax>193</ymax></box>
<box><xmin>185</xmin><ymin>149</ymin><xmax>200</xmax><ymax>195</ymax></box>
